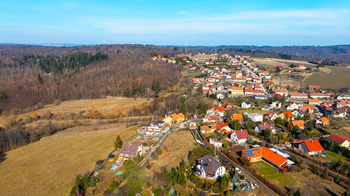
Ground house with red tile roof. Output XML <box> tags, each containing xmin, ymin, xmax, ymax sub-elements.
<box><xmin>200</xmin><ymin>124</ymin><xmax>217</xmax><ymax>133</ymax></box>
<box><xmin>308</xmin><ymin>85</ymin><xmax>320</xmax><ymax>90</ymax></box>
<box><xmin>282</xmin><ymin>111</ymin><xmax>294</xmax><ymax>121</ymax></box>
<box><xmin>273</xmin><ymin>88</ymin><xmax>289</xmax><ymax>96</ymax></box>
<box><xmin>326</xmin><ymin>135</ymin><xmax>350</xmax><ymax>148</ymax></box>
<box><xmin>230</xmin><ymin>129</ymin><xmax>250</xmax><ymax>144</ymax></box>
<box><xmin>242</xmin><ymin>147</ymin><xmax>289</xmax><ymax>170</ymax></box>
<box><xmin>291</xmin><ymin>140</ymin><xmax>324</xmax><ymax>156</ymax></box>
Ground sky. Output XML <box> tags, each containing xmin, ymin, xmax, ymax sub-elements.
<box><xmin>1</xmin><ymin>0</ymin><xmax>350</xmax><ymax>46</ymax></box>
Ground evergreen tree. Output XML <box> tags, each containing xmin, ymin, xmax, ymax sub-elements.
<box><xmin>295</xmin><ymin>188</ymin><xmax>301</xmax><ymax>196</ymax></box>
<box><xmin>114</xmin><ymin>135</ymin><xmax>123</xmax><ymax>149</ymax></box>
<box><xmin>37</xmin><ymin>73</ymin><xmax>43</xmax><ymax>84</ymax></box>
<box><xmin>323</xmin><ymin>167</ymin><xmax>328</xmax><ymax>179</ymax></box>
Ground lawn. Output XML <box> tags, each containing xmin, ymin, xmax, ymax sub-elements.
<box><xmin>319</xmin><ymin>150</ymin><xmax>350</xmax><ymax>163</ymax></box>
<box><xmin>252</xmin><ymin>161</ymin><xmax>346</xmax><ymax>195</ymax></box>
<box><xmin>0</xmin><ymin>124</ymin><xmax>139</xmax><ymax>196</ymax></box>
<box><xmin>304</xmin><ymin>66</ymin><xmax>350</xmax><ymax>89</ymax></box>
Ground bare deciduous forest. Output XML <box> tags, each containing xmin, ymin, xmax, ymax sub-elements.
<box><xmin>0</xmin><ymin>44</ymin><xmax>184</xmax><ymax>113</ymax></box>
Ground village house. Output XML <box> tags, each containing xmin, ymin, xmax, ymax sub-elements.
<box><xmin>255</xmin><ymin>123</ymin><xmax>276</xmax><ymax>134</ymax></box>
<box><xmin>290</xmin><ymin>93</ymin><xmax>309</xmax><ymax>100</ymax></box>
<box><xmin>242</xmin><ymin>147</ymin><xmax>290</xmax><ymax>170</ymax></box>
<box><xmin>291</xmin><ymin>120</ymin><xmax>306</xmax><ymax>130</ymax></box>
<box><xmin>247</xmin><ymin>113</ymin><xmax>264</xmax><ymax>122</ymax></box>
<box><xmin>269</xmin><ymin>101</ymin><xmax>282</xmax><ymax>110</ymax></box>
<box><xmin>195</xmin><ymin>155</ymin><xmax>226</xmax><ymax>180</ymax></box>
<box><xmin>335</xmin><ymin>100</ymin><xmax>350</xmax><ymax>108</ymax></box>
<box><xmin>273</xmin><ymin>88</ymin><xmax>289</xmax><ymax>96</ymax></box>
<box><xmin>337</xmin><ymin>94</ymin><xmax>350</xmax><ymax>100</ymax></box>
<box><xmin>200</xmin><ymin>124</ymin><xmax>217</xmax><ymax>133</ymax></box>
<box><xmin>119</xmin><ymin>141</ymin><xmax>143</xmax><ymax>158</ymax></box>
<box><xmin>309</xmin><ymin>93</ymin><xmax>331</xmax><ymax>99</ymax></box>
<box><xmin>203</xmin><ymin>115</ymin><xmax>221</xmax><ymax>123</ymax></box>
<box><xmin>291</xmin><ymin>140</ymin><xmax>324</xmax><ymax>156</ymax></box>
<box><xmin>264</xmin><ymin>112</ymin><xmax>278</xmax><ymax>121</ymax></box>
<box><xmin>231</xmin><ymin>113</ymin><xmax>244</xmax><ymax>123</ymax></box>
<box><xmin>308</xmin><ymin>85</ymin><xmax>321</xmax><ymax>91</ymax></box>
<box><xmin>282</xmin><ymin>111</ymin><xmax>294</xmax><ymax>121</ymax></box>
<box><xmin>209</xmin><ymin>138</ymin><xmax>222</xmax><ymax>148</ymax></box>
<box><xmin>325</xmin><ymin>135</ymin><xmax>350</xmax><ymax>148</ymax></box>
<box><xmin>146</xmin><ymin>120</ymin><xmax>166</xmax><ymax>132</ymax></box>
<box><xmin>332</xmin><ymin>108</ymin><xmax>347</xmax><ymax>118</ymax></box>
<box><xmin>286</xmin><ymin>102</ymin><xmax>299</xmax><ymax>111</ymax></box>
<box><xmin>241</xmin><ymin>101</ymin><xmax>251</xmax><ymax>108</ymax></box>
<box><xmin>308</xmin><ymin>99</ymin><xmax>320</xmax><ymax>105</ymax></box>
<box><xmin>229</xmin><ymin>86</ymin><xmax>244</xmax><ymax>96</ymax></box>
<box><xmin>230</xmin><ymin>129</ymin><xmax>250</xmax><ymax>144</ymax></box>
<box><xmin>316</xmin><ymin>117</ymin><xmax>330</xmax><ymax>126</ymax></box>
<box><xmin>292</xmin><ymin>110</ymin><xmax>304</xmax><ymax>118</ymax></box>
<box><xmin>295</xmin><ymin>64</ymin><xmax>306</xmax><ymax>70</ymax></box>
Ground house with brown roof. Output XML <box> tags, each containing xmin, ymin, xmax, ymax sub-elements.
<box><xmin>291</xmin><ymin>140</ymin><xmax>324</xmax><ymax>156</ymax></box>
<box><xmin>195</xmin><ymin>155</ymin><xmax>226</xmax><ymax>180</ymax></box>
<box><xmin>264</xmin><ymin>112</ymin><xmax>277</xmax><ymax>121</ymax></box>
<box><xmin>203</xmin><ymin>115</ymin><xmax>220</xmax><ymax>123</ymax></box>
<box><xmin>326</xmin><ymin>135</ymin><xmax>350</xmax><ymax>148</ymax></box>
<box><xmin>230</xmin><ymin>129</ymin><xmax>250</xmax><ymax>144</ymax></box>
<box><xmin>119</xmin><ymin>141</ymin><xmax>143</xmax><ymax>158</ymax></box>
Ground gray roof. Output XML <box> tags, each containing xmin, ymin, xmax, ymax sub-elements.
<box><xmin>197</xmin><ymin>155</ymin><xmax>222</xmax><ymax>175</ymax></box>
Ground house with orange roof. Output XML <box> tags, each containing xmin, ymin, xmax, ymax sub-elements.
<box><xmin>296</xmin><ymin>64</ymin><xmax>306</xmax><ymax>70</ymax></box>
<box><xmin>231</xmin><ymin>113</ymin><xmax>243</xmax><ymax>122</ymax></box>
<box><xmin>171</xmin><ymin>113</ymin><xmax>180</xmax><ymax>123</ymax></box>
<box><xmin>291</xmin><ymin>140</ymin><xmax>324</xmax><ymax>156</ymax></box>
<box><xmin>291</xmin><ymin>120</ymin><xmax>305</xmax><ymax>129</ymax></box>
<box><xmin>272</xmin><ymin>88</ymin><xmax>289</xmax><ymax>96</ymax></box>
<box><xmin>200</xmin><ymin>124</ymin><xmax>217</xmax><ymax>133</ymax></box>
<box><xmin>316</xmin><ymin>117</ymin><xmax>330</xmax><ymax>126</ymax></box>
<box><xmin>229</xmin><ymin>86</ymin><xmax>244</xmax><ymax>95</ymax></box>
<box><xmin>178</xmin><ymin>113</ymin><xmax>186</xmax><ymax>121</ymax></box>
<box><xmin>242</xmin><ymin>147</ymin><xmax>289</xmax><ymax>170</ymax></box>
<box><xmin>308</xmin><ymin>99</ymin><xmax>320</xmax><ymax>105</ymax></box>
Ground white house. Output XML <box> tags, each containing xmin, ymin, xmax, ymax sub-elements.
<box><xmin>286</xmin><ymin>102</ymin><xmax>299</xmax><ymax>111</ymax></box>
<box><xmin>230</xmin><ymin>129</ymin><xmax>250</xmax><ymax>144</ymax></box>
<box><xmin>241</xmin><ymin>101</ymin><xmax>251</xmax><ymax>108</ymax></box>
<box><xmin>209</xmin><ymin>138</ymin><xmax>222</xmax><ymax>148</ymax></box>
<box><xmin>247</xmin><ymin>113</ymin><xmax>263</xmax><ymax>122</ymax></box>
<box><xmin>195</xmin><ymin>155</ymin><xmax>226</xmax><ymax>180</ymax></box>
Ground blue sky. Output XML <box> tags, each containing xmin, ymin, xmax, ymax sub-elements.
<box><xmin>0</xmin><ymin>0</ymin><xmax>350</xmax><ymax>46</ymax></box>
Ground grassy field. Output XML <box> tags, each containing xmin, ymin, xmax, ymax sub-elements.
<box><xmin>304</xmin><ymin>66</ymin><xmax>350</xmax><ymax>89</ymax></box>
<box><xmin>0</xmin><ymin>97</ymin><xmax>151</xmax><ymax>127</ymax></box>
<box><xmin>252</xmin><ymin>161</ymin><xmax>345</xmax><ymax>195</ymax></box>
<box><xmin>144</xmin><ymin>130</ymin><xmax>197</xmax><ymax>177</ymax></box>
<box><xmin>0</xmin><ymin>124</ymin><xmax>139</xmax><ymax>196</ymax></box>
<box><xmin>253</xmin><ymin>58</ymin><xmax>316</xmax><ymax>68</ymax></box>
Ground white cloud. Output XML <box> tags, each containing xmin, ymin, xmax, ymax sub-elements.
<box><xmin>82</xmin><ymin>9</ymin><xmax>350</xmax><ymax>36</ymax></box>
